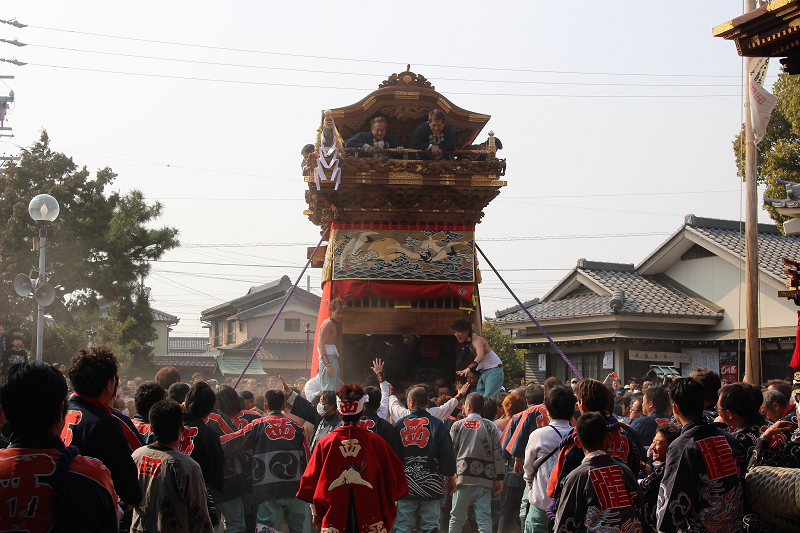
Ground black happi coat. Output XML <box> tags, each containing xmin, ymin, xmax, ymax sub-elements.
<box><xmin>656</xmin><ymin>420</ymin><xmax>744</xmax><ymax>533</ymax></box>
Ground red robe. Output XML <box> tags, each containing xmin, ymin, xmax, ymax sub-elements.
<box><xmin>297</xmin><ymin>424</ymin><xmax>408</xmax><ymax>533</ymax></box>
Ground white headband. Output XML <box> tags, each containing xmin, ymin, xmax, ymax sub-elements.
<box><xmin>336</xmin><ymin>395</ymin><xmax>369</xmax><ymax>416</ymax></box>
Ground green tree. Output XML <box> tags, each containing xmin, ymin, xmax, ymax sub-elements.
<box><xmin>481</xmin><ymin>321</ymin><xmax>525</xmax><ymax>389</ymax></box>
<box><xmin>733</xmin><ymin>72</ymin><xmax>800</xmax><ymax>232</ymax></box>
<box><xmin>0</xmin><ymin>132</ymin><xmax>178</xmax><ymax>366</ymax></box>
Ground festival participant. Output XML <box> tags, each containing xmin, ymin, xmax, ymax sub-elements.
<box><xmin>285</xmin><ymin>386</ymin><xmax>341</xmax><ymax>450</ymax></box>
<box><xmin>639</xmin><ymin>423</ymin><xmax>681</xmax><ymax>528</ymax></box>
<box><xmin>657</xmin><ymin>378</ymin><xmax>744</xmax><ymax>533</ymax></box>
<box><xmin>690</xmin><ymin>367</ymin><xmax>722</xmax><ymax>423</ymax></box>
<box><xmin>388</xmin><ymin>381</ymin><xmax>467</xmax><ymax>422</ymax></box>
<box><xmin>629</xmin><ymin>385</ymin><xmax>672</xmax><ymax>448</ymax></box>
<box><xmin>345</xmin><ymin>116</ymin><xmax>405</xmax><ymax>158</ymax></box>
<box><xmin>449</xmin><ymin>393</ymin><xmax>504</xmax><ymax>533</ymax></box>
<box><xmin>629</xmin><ymin>394</ymin><xmax>644</xmax><ymax>422</ymax></box>
<box><xmin>169</xmin><ymin>382</ymin><xmax>191</xmax><ymax>405</ymax></box>
<box><xmin>61</xmin><ymin>345</ymin><xmax>143</xmax><ymax>508</ymax></box>
<box><xmin>546</xmin><ymin>379</ymin><xmax>641</xmax><ymax>520</ymax></box>
<box><xmin>217</xmin><ymin>385</ymin><xmax>261</xmax><ymax>431</ymax></box>
<box><xmin>523</xmin><ymin>386</ymin><xmax>576</xmax><ymax>533</ymax></box>
<box><xmin>239</xmin><ymin>390</ymin><xmax>258</xmax><ymax>412</ymax></box>
<box><xmin>452</xmin><ymin>319</ymin><xmax>505</xmax><ymax>398</ymax></box>
<box><xmin>2</xmin><ymin>333</ymin><xmax>28</xmax><ymax>371</ymax></box>
<box><xmin>765</xmin><ymin>379</ymin><xmax>797</xmax><ymax>425</ymax></box>
<box><xmin>718</xmin><ymin>382</ymin><xmax>773</xmax><ymax>467</ymax></box>
<box><xmin>411</xmin><ymin>109</ymin><xmax>457</xmax><ymax>159</ymax></box>
<box><xmin>298</xmin><ymin>383</ymin><xmax>408</xmax><ymax>533</ymax></box>
<box><xmin>762</xmin><ymin>390</ymin><xmax>794</xmax><ymax>426</ymax></box>
<box><xmin>510</xmin><ymin>384</ymin><xmax>548</xmax><ymax>477</ymax></box>
<box><xmin>317</xmin><ymin>298</ymin><xmax>346</xmax><ymax>391</ymax></box>
<box><xmin>132</xmin><ymin>382</ymin><xmax>167</xmax><ymax>444</ymax></box>
<box><xmin>393</xmin><ymin>385</ymin><xmax>458</xmax><ymax>533</ymax></box>
<box><xmin>497</xmin><ymin>390</ymin><xmax>534</xmax><ymax>533</ymax></box>
<box><xmin>220</xmin><ymin>390</ymin><xmax>309</xmax><ymax>533</ymax></box>
<box><xmin>362</xmin><ymin>385</ymin><xmax>403</xmax><ymax>457</ymax></box>
<box><xmin>0</xmin><ymin>361</ymin><xmax>119</xmax><ymax>532</ymax></box>
<box><xmin>553</xmin><ymin>412</ymin><xmax>649</xmax><ymax>533</ymax></box>
<box><xmin>131</xmin><ymin>400</ymin><xmax>214</xmax><ymax>533</ymax></box>
<box><xmin>154</xmin><ymin>366</ymin><xmax>181</xmax><ymax>390</ymax></box>
<box><xmin>180</xmin><ymin>382</ymin><xmax>224</xmax><ymax>493</ymax></box>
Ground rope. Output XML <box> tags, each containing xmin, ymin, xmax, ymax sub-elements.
<box><xmin>232</xmin><ymin>228</ymin><xmax>330</xmax><ymax>388</ymax></box>
<box><xmin>475</xmin><ymin>243</ymin><xmax>584</xmax><ymax>380</ymax></box>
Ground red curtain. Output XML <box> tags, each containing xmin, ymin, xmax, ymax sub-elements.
<box><xmin>331</xmin><ymin>279</ymin><xmax>474</xmax><ymax>303</ymax></box>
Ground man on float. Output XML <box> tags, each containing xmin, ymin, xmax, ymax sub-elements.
<box><xmin>452</xmin><ymin>318</ymin><xmax>504</xmax><ymax>398</ymax></box>
<box><xmin>317</xmin><ymin>297</ymin><xmax>346</xmax><ymax>391</ymax></box>
<box><xmin>345</xmin><ymin>116</ymin><xmax>404</xmax><ymax>158</ymax></box>
<box><xmin>411</xmin><ymin>108</ymin><xmax>457</xmax><ymax>159</ymax></box>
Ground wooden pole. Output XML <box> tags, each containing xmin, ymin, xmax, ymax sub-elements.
<box><xmin>743</xmin><ymin>0</ymin><xmax>760</xmax><ymax>385</ymax></box>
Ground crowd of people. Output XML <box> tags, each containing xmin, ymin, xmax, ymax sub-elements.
<box><xmin>0</xmin><ymin>332</ymin><xmax>799</xmax><ymax>533</ymax></box>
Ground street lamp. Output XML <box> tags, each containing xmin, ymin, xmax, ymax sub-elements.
<box><xmin>12</xmin><ymin>194</ymin><xmax>59</xmax><ymax>362</ymax></box>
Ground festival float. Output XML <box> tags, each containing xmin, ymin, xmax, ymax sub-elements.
<box><xmin>303</xmin><ymin>67</ymin><xmax>507</xmax><ymax>386</ymax></box>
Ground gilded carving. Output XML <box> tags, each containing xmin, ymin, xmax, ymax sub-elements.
<box><xmin>362</xmin><ymin>96</ymin><xmax>376</xmax><ymax>110</ymax></box>
<box><xmin>437</xmin><ymin>98</ymin><xmax>452</xmax><ymax>113</ymax></box>
<box><xmin>468</xmin><ymin>113</ymin><xmax>491</xmax><ymax>122</ymax></box>
<box><xmin>389</xmin><ymin>172</ymin><xmax>424</xmax><ymax>185</ymax></box>
<box><xmin>395</xmin><ymin>91</ymin><xmax>420</xmax><ymax>100</ymax></box>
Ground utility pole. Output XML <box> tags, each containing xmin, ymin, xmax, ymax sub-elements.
<box><xmin>743</xmin><ymin>0</ymin><xmax>760</xmax><ymax>385</ymax></box>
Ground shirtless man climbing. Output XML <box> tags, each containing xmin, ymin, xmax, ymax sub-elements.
<box><xmin>452</xmin><ymin>318</ymin><xmax>505</xmax><ymax>397</ymax></box>
<box><xmin>317</xmin><ymin>297</ymin><xmax>346</xmax><ymax>391</ymax></box>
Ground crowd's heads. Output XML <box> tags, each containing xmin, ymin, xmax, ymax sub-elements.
<box><xmin>154</xmin><ymin>366</ymin><xmax>180</xmax><ymax>390</ymax></box>
<box><xmin>1</xmin><ymin>361</ymin><xmax>68</xmax><ymax>435</ymax></box>
<box><xmin>718</xmin><ymin>383</ymin><xmax>760</xmax><ymax>423</ymax></box>
<box><xmin>408</xmin><ymin>386</ymin><xmax>430</xmax><ymax>409</ymax></box>
<box><xmin>525</xmin><ymin>384</ymin><xmax>545</xmax><ymax>406</ymax></box>
<box><xmin>240</xmin><ymin>390</ymin><xmax>255</xmax><ymax>410</ymax></box>
<box><xmin>191</xmin><ymin>372</ymin><xmax>204</xmax><ymax>384</ymax></box>
<box><xmin>149</xmin><ymin>400</ymin><xmax>183</xmax><ymax>443</ymax></box>
<box><xmin>767</xmin><ymin>380</ymin><xmax>793</xmax><ymax>404</ymax></box>
<box><xmin>668</xmin><ymin>378</ymin><xmax>705</xmax><ymax>422</ymax></box>
<box><xmin>763</xmin><ymin>389</ymin><xmax>789</xmax><ymax>422</ymax></box>
<box><xmin>264</xmin><ymin>389</ymin><xmax>285</xmax><ymax>412</ymax></box>
<box><xmin>465</xmin><ymin>392</ymin><xmax>485</xmax><ymax>415</ymax></box>
<box><xmin>575</xmin><ymin>412</ymin><xmax>608</xmax><ymax>452</ymax></box>
<box><xmin>450</xmin><ymin>318</ymin><xmax>472</xmax><ymax>334</ymax></box>
<box><xmin>689</xmin><ymin>367</ymin><xmax>722</xmax><ymax>407</ymax></box>
<box><xmin>364</xmin><ymin>386</ymin><xmax>381</xmax><ymax>412</ymax></box>
<box><xmin>545</xmin><ymin>385</ymin><xmax>577</xmax><ymax>421</ymax></box>
<box><xmin>318</xmin><ymin>390</ymin><xmax>338</xmax><ymax>417</ymax></box>
<box><xmin>135</xmin><ymin>382</ymin><xmax>167</xmax><ymax>420</ymax></box>
<box><xmin>576</xmin><ymin>378</ymin><xmax>612</xmax><ymax>413</ymax></box>
<box><xmin>336</xmin><ymin>382</ymin><xmax>367</xmax><ymax>423</ymax></box>
<box><xmin>652</xmin><ymin>423</ymin><xmax>681</xmax><ymax>462</ymax></box>
<box><xmin>543</xmin><ymin>376</ymin><xmax>563</xmax><ymax>392</ymax></box>
<box><xmin>643</xmin><ymin>385</ymin><xmax>671</xmax><ymax>414</ymax></box>
<box><xmin>502</xmin><ymin>392</ymin><xmax>527</xmax><ymax>418</ymax></box>
<box><xmin>68</xmin><ymin>345</ymin><xmax>118</xmax><ymax>398</ymax></box>
<box><xmin>465</xmin><ymin>368</ymin><xmax>480</xmax><ymax>386</ymax></box>
<box><xmin>168</xmin><ymin>382</ymin><xmax>190</xmax><ymax>404</ymax></box>
<box><xmin>216</xmin><ymin>385</ymin><xmax>243</xmax><ymax>416</ymax></box>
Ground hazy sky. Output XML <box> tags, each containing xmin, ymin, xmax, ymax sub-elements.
<box><xmin>0</xmin><ymin>2</ymin><xmax>771</xmax><ymax>338</ymax></box>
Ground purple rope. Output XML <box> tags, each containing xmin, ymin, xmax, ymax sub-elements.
<box><xmin>475</xmin><ymin>243</ymin><xmax>584</xmax><ymax>380</ymax></box>
<box><xmin>232</xmin><ymin>228</ymin><xmax>330</xmax><ymax>389</ymax></box>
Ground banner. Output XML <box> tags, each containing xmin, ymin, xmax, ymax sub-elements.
<box><xmin>748</xmin><ymin>57</ymin><xmax>777</xmax><ymax>143</ymax></box>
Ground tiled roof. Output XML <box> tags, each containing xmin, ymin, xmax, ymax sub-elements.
<box><xmin>684</xmin><ymin>216</ymin><xmax>799</xmax><ymax>282</ymax></box>
<box><xmin>217</xmin><ymin>354</ymin><xmax>267</xmax><ymax>376</ymax></box>
<box><xmin>168</xmin><ymin>337</ymin><xmax>209</xmax><ymax>355</ymax></box>
<box><xmin>152</xmin><ymin>308</ymin><xmax>179</xmax><ymax>323</ymax></box>
<box><xmin>496</xmin><ymin>266</ymin><xmax>721</xmax><ymax>322</ymax></box>
<box><xmin>153</xmin><ymin>353</ymin><xmax>217</xmax><ymax>367</ymax></box>
<box><xmin>223</xmin><ymin>338</ymin><xmax>309</xmax><ymax>360</ymax></box>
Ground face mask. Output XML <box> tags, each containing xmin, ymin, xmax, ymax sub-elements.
<box><xmin>121</xmin><ymin>408</ymin><xmax>129</xmax><ymax>417</ymax></box>
<box><xmin>317</xmin><ymin>403</ymin><xmax>327</xmax><ymax>416</ymax></box>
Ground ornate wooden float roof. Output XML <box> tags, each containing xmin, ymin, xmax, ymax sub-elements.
<box><xmin>713</xmin><ymin>0</ymin><xmax>800</xmax><ymax>72</ymax></box>
<box><xmin>303</xmin><ymin>68</ymin><xmax>507</xmax><ymax>229</ymax></box>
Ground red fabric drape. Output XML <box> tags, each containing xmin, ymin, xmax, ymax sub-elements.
<box><xmin>792</xmin><ymin>310</ymin><xmax>800</xmax><ymax>369</ymax></box>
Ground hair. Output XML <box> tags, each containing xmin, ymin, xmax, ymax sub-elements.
<box><xmin>265</xmin><ymin>389</ymin><xmax>285</xmax><ymax>412</ymax></box>
<box><xmin>154</xmin><ymin>366</ymin><xmax>180</xmax><ymax>390</ymax></box>
<box><xmin>668</xmin><ymin>377</ymin><xmax>706</xmax><ymax>420</ymax></box>
<box><xmin>408</xmin><ymin>386</ymin><xmax>430</xmax><ymax>409</ymax></box>
<box><xmin>502</xmin><ymin>392</ymin><xmax>527</xmax><ymax>417</ymax></box>
<box><xmin>690</xmin><ymin>367</ymin><xmax>722</xmax><ymax>404</ymax></box>
<box><xmin>450</xmin><ymin>318</ymin><xmax>472</xmax><ymax>332</ymax></box>
<box><xmin>68</xmin><ymin>345</ymin><xmax>118</xmax><ymax>398</ymax></box>
<box><xmin>543</xmin><ymin>376</ymin><xmax>563</xmax><ymax>392</ymax></box>
<box><xmin>216</xmin><ymin>385</ymin><xmax>243</xmax><ymax>416</ymax></box>
<box><xmin>168</xmin><ymin>382</ymin><xmax>190</xmax><ymax>404</ymax></box>
<box><xmin>464</xmin><ymin>393</ymin><xmax>484</xmax><ymax>416</ymax></box>
<box><xmin>656</xmin><ymin>422</ymin><xmax>682</xmax><ymax>444</ymax></box>
<box><xmin>301</xmin><ymin>143</ymin><xmax>315</xmax><ymax>155</ymax></box>
<box><xmin>364</xmin><ymin>386</ymin><xmax>380</xmax><ymax>411</ymax></box>
<box><xmin>370</xmin><ymin>116</ymin><xmax>388</xmax><ymax>127</ymax></box>
<box><xmin>134</xmin><ymin>382</ymin><xmax>167</xmax><ymax>419</ymax></box>
<box><xmin>767</xmin><ymin>380</ymin><xmax>793</xmax><ymax>403</ymax></box>
<box><xmin>546</xmin><ymin>385</ymin><xmax>577</xmax><ymax>421</ymax></box>
<box><xmin>643</xmin><ymin>386</ymin><xmax>671</xmax><ymax>413</ymax></box>
<box><xmin>525</xmin><ymin>384</ymin><xmax>545</xmax><ymax>406</ymax></box>
<box><xmin>2</xmin><ymin>361</ymin><xmax>68</xmax><ymax>434</ymax></box>
<box><xmin>763</xmin><ymin>389</ymin><xmax>788</xmax><ymax>408</ymax></box>
<box><xmin>428</xmin><ymin>109</ymin><xmax>446</xmax><ymax>122</ymax></box>
<box><xmin>191</xmin><ymin>372</ymin><xmax>204</xmax><ymax>382</ymax></box>
<box><xmin>185</xmin><ymin>382</ymin><xmax>216</xmax><ymax>418</ymax></box>
<box><xmin>576</xmin><ymin>378</ymin><xmax>612</xmax><ymax>413</ymax></box>
<box><xmin>576</xmin><ymin>412</ymin><xmax>608</xmax><ymax>451</ymax></box>
<box><xmin>337</xmin><ymin>382</ymin><xmax>366</xmax><ymax>423</ymax></box>
<box><xmin>328</xmin><ymin>298</ymin><xmax>347</xmax><ymax>316</ymax></box>
<box><xmin>149</xmin><ymin>400</ymin><xmax>183</xmax><ymax>443</ymax></box>
<box><xmin>319</xmin><ymin>390</ymin><xmax>337</xmax><ymax>409</ymax></box>
<box><xmin>10</xmin><ymin>333</ymin><xmax>22</xmax><ymax>342</ymax></box>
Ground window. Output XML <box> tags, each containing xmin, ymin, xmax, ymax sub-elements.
<box><xmin>226</xmin><ymin>320</ymin><xmax>236</xmax><ymax>344</ymax></box>
<box><xmin>284</xmin><ymin>318</ymin><xmax>301</xmax><ymax>332</ymax></box>
<box><xmin>239</xmin><ymin>322</ymin><xmax>245</xmax><ymax>332</ymax></box>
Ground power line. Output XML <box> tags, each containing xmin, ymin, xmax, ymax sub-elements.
<box><xmin>28</xmin><ymin>24</ymin><xmax>740</xmax><ymax>78</ymax></box>
<box><xmin>28</xmin><ymin>44</ymin><xmax>742</xmax><ymax>88</ymax></box>
<box><xmin>153</xmin><ymin>259</ymin><xmax>572</xmax><ymax>272</ymax></box>
<box><xmin>26</xmin><ymin>64</ymin><xmax>739</xmax><ymax>98</ymax></box>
